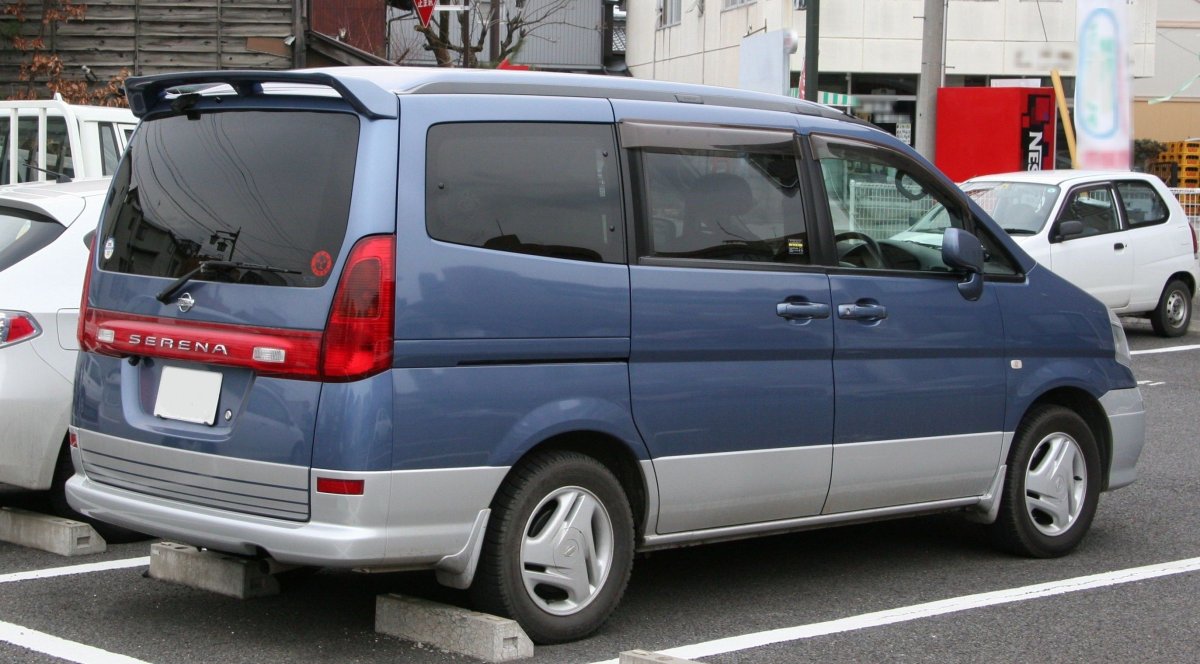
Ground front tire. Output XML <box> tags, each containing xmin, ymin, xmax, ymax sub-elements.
<box><xmin>471</xmin><ymin>450</ymin><xmax>634</xmax><ymax>644</ymax></box>
<box><xmin>1150</xmin><ymin>279</ymin><xmax>1192</xmax><ymax>337</ymax></box>
<box><xmin>989</xmin><ymin>406</ymin><xmax>1101</xmax><ymax>558</ymax></box>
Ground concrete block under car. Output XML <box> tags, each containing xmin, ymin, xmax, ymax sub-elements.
<box><xmin>148</xmin><ymin>541</ymin><xmax>280</xmax><ymax>599</ymax></box>
<box><xmin>0</xmin><ymin>507</ymin><xmax>106</xmax><ymax>556</ymax></box>
<box><xmin>375</xmin><ymin>593</ymin><xmax>534</xmax><ymax>662</ymax></box>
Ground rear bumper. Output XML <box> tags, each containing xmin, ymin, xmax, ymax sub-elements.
<box><xmin>1100</xmin><ymin>387</ymin><xmax>1145</xmax><ymax>491</ymax></box>
<box><xmin>66</xmin><ymin>434</ymin><xmax>508</xmax><ymax>569</ymax></box>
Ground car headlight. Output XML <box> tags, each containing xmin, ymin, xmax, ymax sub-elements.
<box><xmin>1109</xmin><ymin>308</ymin><xmax>1132</xmax><ymax>369</ymax></box>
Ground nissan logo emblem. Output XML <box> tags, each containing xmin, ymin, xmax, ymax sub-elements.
<box><xmin>177</xmin><ymin>293</ymin><xmax>195</xmax><ymax>313</ymax></box>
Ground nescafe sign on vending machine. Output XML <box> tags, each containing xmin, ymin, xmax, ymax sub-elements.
<box><xmin>935</xmin><ymin>86</ymin><xmax>1057</xmax><ymax>182</ymax></box>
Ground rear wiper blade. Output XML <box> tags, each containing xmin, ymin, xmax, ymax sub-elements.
<box><xmin>156</xmin><ymin>260</ymin><xmax>300</xmax><ymax>304</ymax></box>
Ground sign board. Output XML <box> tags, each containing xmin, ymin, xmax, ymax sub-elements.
<box><xmin>1074</xmin><ymin>0</ymin><xmax>1131</xmax><ymax>169</ymax></box>
<box><xmin>415</xmin><ymin>0</ymin><xmax>436</xmax><ymax>28</ymax></box>
<box><xmin>739</xmin><ymin>30</ymin><xmax>790</xmax><ymax>96</ymax></box>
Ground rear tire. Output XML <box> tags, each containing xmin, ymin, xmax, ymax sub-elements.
<box><xmin>48</xmin><ymin>442</ymin><xmax>148</xmax><ymax>544</ymax></box>
<box><xmin>988</xmin><ymin>406</ymin><xmax>1101</xmax><ymax>558</ymax></box>
<box><xmin>1150</xmin><ymin>279</ymin><xmax>1192</xmax><ymax>338</ymax></box>
<box><xmin>470</xmin><ymin>450</ymin><xmax>634</xmax><ymax>644</ymax></box>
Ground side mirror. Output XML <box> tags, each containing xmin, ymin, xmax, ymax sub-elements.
<box><xmin>1054</xmin><ymin>219</ymin><xmax>1084</xmax><ymax>242</ymax></box>
<box><xmin>942</xmin><ymin>228</ymin><xmax>984</xmax><ymax>301</ymax></box>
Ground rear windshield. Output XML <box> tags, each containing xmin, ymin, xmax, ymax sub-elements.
<box><xmin>0</xmin><ymin>207</ymin><xmax>65</xmax><ymax>272</ymax></box>
<box><xmin>98</xmin><ymin>111</ymin><xmax>359</xmax><ymax>287</ymax></box>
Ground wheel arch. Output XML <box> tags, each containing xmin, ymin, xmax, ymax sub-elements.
<box><xmin>495</xmin><ymin>430</ymin><xmax>651</xmax><ymax>544</ymax></box>
<box><xmin>1167</xmin><ymin>271</ymin><xmax>1195</xmax><ymax>297</ymax></box>
<box><xmin>1023</xmin><ymin>387</ymin><xmax>1113</xmax><ymax>490</ymax></box>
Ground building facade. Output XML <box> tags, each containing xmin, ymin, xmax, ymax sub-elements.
<box><xmin>1132</xmin><ymin>0</ymin><xmax>1200</xmax><ymax>142</ymax></box>
<box><xmin>628</xmin><ymin>0</ymin><xmax>1171</xmax><ymax>146</ymax></box>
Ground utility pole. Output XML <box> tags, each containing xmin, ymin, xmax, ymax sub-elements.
<box><xmin>914</xmin><ymin>0</ymin><xmax>945</xmax><ymax>160</ymax></box>
<box><xmin>804</xmin><ymin>0</ymin><xmax>819</xmax><ymax>102</ymax></box>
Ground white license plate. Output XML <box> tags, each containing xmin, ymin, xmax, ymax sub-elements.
<box><xmin>153</xmin><ymin>366</ymin><xmax>223</xmax><ymax>426</ymax></box>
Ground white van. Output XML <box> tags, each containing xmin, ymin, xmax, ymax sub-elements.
<box><xmin>0</xmin><ymin>96</ymin><xmax>137</xmax><ymax>185</ymax></box>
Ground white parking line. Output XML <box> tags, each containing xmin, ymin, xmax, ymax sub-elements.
<box><xmin>0</xmin><ymin>620</ymin><xmax>153</xmax><ymax>664</ymax></box>
<box><xmin>0</xmin><ymin>557</ymin><xmax>150</xmax><ymax>585</ymax></box>
<box><xmin>0</xmin><ymin>557</ymin><xmax>154</xmax><ymax>662</ymax></box>
<box><xmin>590</xmin><ymin>557</ymin><xmax>1200</xmax><ymax>664</ymax></box>
<box><xmin>1131</xmin><ymin>344</ymin><xmax>1200</xmax><ymax>355</ymax></box>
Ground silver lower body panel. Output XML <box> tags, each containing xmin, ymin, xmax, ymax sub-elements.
<box><xmin>67</xmin><ymin>429</ymin><xmax>509</xmax><ymax>569</ymax></box>
<box><xmin>1100</xmin><ymin>387</ymin><xmax>1146</xmax><ymax>490</ymax></box>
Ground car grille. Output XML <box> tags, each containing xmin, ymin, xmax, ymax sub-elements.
<box><xmin>78</xmin><ymin>432</ymin><xmax>309</xmax><ymax>521</ymax></box>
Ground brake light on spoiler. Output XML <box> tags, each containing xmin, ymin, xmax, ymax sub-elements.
<box><xmin>78</xmin><ymin>235</ymin><xmax>395</xmax><ymax>382</ymax></box>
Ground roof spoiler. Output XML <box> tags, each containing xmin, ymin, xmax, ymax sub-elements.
<box><xmin>124</xmin><ymin>70</ymin><xmax>398</xmax><ymax>120</ymax></box>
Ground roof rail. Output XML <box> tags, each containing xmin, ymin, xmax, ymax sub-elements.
<box><xmin>124</xmin><ymin>70</ymin><xmax>398</xmax><ymax>120</ymax></box>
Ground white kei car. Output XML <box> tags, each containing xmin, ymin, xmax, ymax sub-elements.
<box><xmin>0</xmin><ymin>179</ymin><xmax>109</xmax><ymax>517</ymax></box>
<box><xmin>909</xmin><ymin>170</ymin><xmax>1199</xmax><ymax>337</ymax></box>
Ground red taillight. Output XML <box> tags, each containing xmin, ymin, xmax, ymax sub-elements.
<box><xmin>0</xmin><ymin>311</ymin><xmax>41</xmax><ymax>348</ymax></box>
<box><xmin>80</xmin><ymin>308</ymin><xmax>324</xmax><ymax>379</ymax></box>
<box><xmin>77</xmin><ymin>233</ymin><xmax>97</xmax><ymax>345</ymax></box>
<box><xmin>321</xmin><ymin>235</ymin><xmax>395</xmax><ymax>382</ymax></box>
<box><xmin>77</xmin><ymin>234</ymin><xmax>395</xmax><ymax>383</ymax></box>
<box><xmin>316</xmin><ymin>477</ymin><xmax>364</xmax><ymax>495</ymax></box>
<box><xmin>69</xmin><ymin>430</ymin><xmax>78</xmax><ymax>448</ymax></box>
<box><xmin>1190</xmin><ymin>223</ymin><xmax>1198</xmax><ymax>257</ymax></box>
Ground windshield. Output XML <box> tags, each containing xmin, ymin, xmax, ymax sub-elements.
<box><xmin>98</xmin><ymin>110</ymin><xmax>360</xmax><ymax>288</ymax></box>
<box><xmin>960</xmin><ymin>181</ymin><xmax>1059</xmax><ymax>235</ymax></box>
<box><xmin>0</xmin><ymin>207</ymin><xmax>65</xmax><ymax>272</ymax></box>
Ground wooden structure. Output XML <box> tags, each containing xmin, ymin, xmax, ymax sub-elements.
<box><xmin>0</xmin><ymin>0</ymin><xmax>391</xmax><ymax>101</ymax></box>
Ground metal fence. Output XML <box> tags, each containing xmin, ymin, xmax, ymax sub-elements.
<box><xmin>847</xmin><ymin>182</ymin><xmax>939</xmax><ymax>237</ymax></box>
<box><xmin>1169</xmin><ymin>188</ymin><xmax>1200</xmax><ymax>235</ymax></box>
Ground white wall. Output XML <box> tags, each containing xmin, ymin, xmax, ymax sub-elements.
<box><xmin>1133</xmin><ymin>0</ymin><xmax>1199</xmax><ymax>100</ymax></box>
<box><xmin>629</xmin><ymin>0</ymin><xmax>1159</xmax><ymax>88</ymax></box>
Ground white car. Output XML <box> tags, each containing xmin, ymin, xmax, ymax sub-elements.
<box><xmin>0</xmin><ymin>179</ymin><xmax>108</xmax><ymax>515</ymax></box>
<box><xmin>928</xmin><ymin>170</ymin><xmax>1198</xmax><ymax>337</ymax></box>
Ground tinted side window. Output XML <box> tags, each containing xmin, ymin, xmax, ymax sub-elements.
<box><xmin>813</xmin><ymin>135</ymin><xmax>1016</xmax><ymax>275</ymax></box>
<box><xmin>637</xmin><ymin>149</ymin><xmax>808</xmax><ymax>264</ymax></box>
<box><xmin>426</xmin><ymin>123</ymin><xmax>623</xmax><ymax>264</ymax></box>
<box><xmin>1116</xmin><ymin>181</ymin><xmax>1169</xmax><ymax>227</ymax></box>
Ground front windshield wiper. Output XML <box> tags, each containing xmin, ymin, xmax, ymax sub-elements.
<box><xmin>156</xmin><ymin>260</ymin><xmax>301</xmax><ymax>304</ymax></box>
<box><xmin>1001</xmin><ymin>227</ymin><xmax>1038</xmax><ymax>236</ymax></box>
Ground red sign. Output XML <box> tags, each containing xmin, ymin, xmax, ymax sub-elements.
<box><xmin>414</xmin><ymin>0</ymin><xmax>436</xmax><ymax>28</ymax></box>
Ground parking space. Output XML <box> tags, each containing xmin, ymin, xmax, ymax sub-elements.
<box><xmin>2</xmin><ymin>316</ymin><xmax>1199</xmax><ymax>663</ymax></box>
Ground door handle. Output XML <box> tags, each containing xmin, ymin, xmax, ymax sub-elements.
<box><xmin>838</xmin><ymin>302</ymin><xmax>888</xmax><ymax>321</ymax></box>
<box><xmin>1114</xmin><ymin>242</ymin><xmax>1126</xmax><ymax>250</ymax></box>
<box><xmin>776</xmin><ymin>300</ymin><xmax>831</xmax><ymax>321</ymax></box>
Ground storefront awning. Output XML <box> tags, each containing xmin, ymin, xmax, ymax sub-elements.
<box><xmin>788</xmin><ymin>89</ymin><xmax>859</xmax><ymax>107</ymax></box>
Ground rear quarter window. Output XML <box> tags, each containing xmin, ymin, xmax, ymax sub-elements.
<box><xmin>425</xmin><ymin>122</ymin><xmax>624</xmax><ymax>264</ymax></box>
<box><xmin>1116</xmin><ymin>181</ymin><xmax>1170</xmax><ymax>227</ymax></box>
<box><xmin>0</xmin><ymin>207</ymin><xmax>65</xmax><ymax>272</ymax></box>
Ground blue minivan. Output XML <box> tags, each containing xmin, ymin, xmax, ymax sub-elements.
<box><xmin>68</xmin><ymin>68</ymin><xmax>1145</xmax><ymax>643</ymax></box>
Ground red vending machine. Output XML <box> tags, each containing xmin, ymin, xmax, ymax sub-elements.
<box><xmin>934</xmin><ymin>87</ymin><xmax>1057</xmax><ymax>182</ymax></box>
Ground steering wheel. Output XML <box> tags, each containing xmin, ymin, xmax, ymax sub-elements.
<box><xmin>835</xmin><ymin>231</ymin><xmax>886</xmax><ymax>268</ymax></box>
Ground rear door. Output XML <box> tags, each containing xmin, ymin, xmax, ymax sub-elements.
<box><xmin>616</xmin><ymin>106</ymin><xmax>834</xmax><ymax>534</ymax></box>
<box><xmin>809</xmin><ymin>134</ymin><xmax>1011</xmax><ymax>513</ymax></box>
<box><xmin>74</xmin><ymin>84</ymin><xmax>399</xmax><ymax>521</ymax></box>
